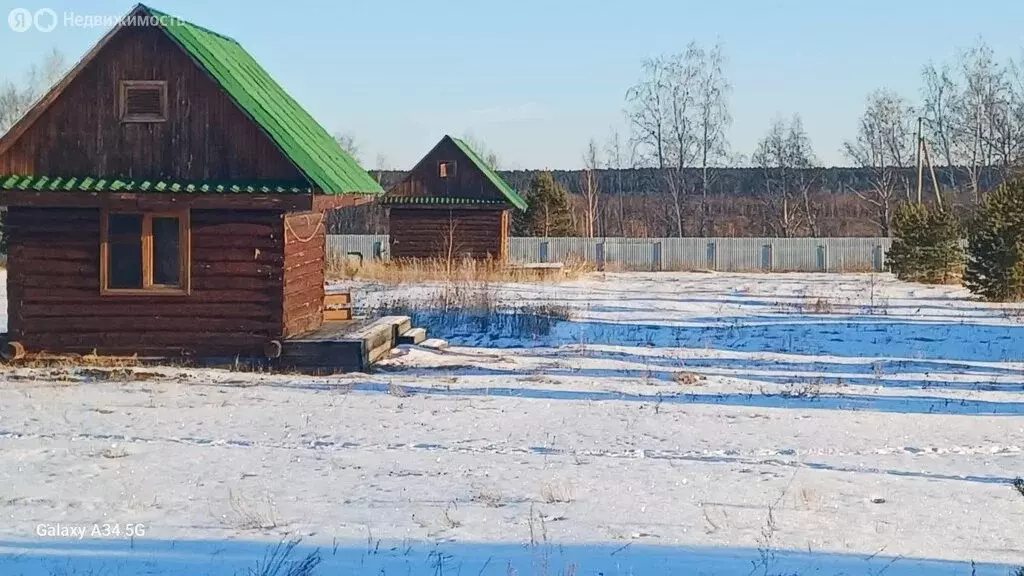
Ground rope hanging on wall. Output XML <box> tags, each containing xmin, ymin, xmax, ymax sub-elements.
<box><xmin>284</xmin><ymin>212</ymin><xmax>326</xmax><ymax>243</ymax></box>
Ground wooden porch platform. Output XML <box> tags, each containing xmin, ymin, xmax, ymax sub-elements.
<box><xmin>277</xmin><ymin>316</ymin><xmax>425</xmax><ymax>373</ymax></box>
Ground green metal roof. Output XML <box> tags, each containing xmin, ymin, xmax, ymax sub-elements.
<box><xmin>449</xmin><ymin>136</ymin><xmax>528</xmax><ymax>211</ymax></box>
<box><xmin>0</xmin><ymin>174</ymin><xmax>315</xmax><ymax>194</ymax></box>
<box><xmin>381</xmin><ymin>196</ymin><xmax>511</xmax><ymax>206</ymax></box>
<box><xmin>143</xmin><ymin>5</ymin><xmax>382</xmax><ymax>196</ymax></box>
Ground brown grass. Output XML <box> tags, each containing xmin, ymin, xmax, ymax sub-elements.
<box><xmin>327</xmin><ymin>256</ymin><xmax>593</xmax><ymax>285</ymax></box>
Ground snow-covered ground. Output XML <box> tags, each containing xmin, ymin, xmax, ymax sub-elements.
<box><xmin>1</xmin><ymin>272</ymin><xmax>1022</xmax><ymax>575</ymax></box>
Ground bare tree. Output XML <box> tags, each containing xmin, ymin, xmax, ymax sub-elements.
<box><xmin>844</xmin><ymin>90</ymin><xmax>916</xmax><ymax>236</ymax></box>
<box><xmin>693</xmin><ymin>42</ymin><xmax>731</xmax><ymax>235</ymax></box>
<box><xmin>625</xmin><ymin>57</ymin><xmax>671</xmax><ymax>168</ymax></box>
<box><xmin>579</xmin><ymin>139</ymin><xmax>602</xmax><ymax>238</ymax></box>
<box><xmin>920</xmin><ymin>62</ymin><xmax>959</xmax><ymax>189</ymax></box>
<box><xmin>333</xmin><ymin>132</ymin><xmax>361</xmax><ymax>164</ymax></box>
<box><xmin>459</xmin><ymin>134</ymin><xmax>500</xmax><ymax>169</ymax></box>
<box><xmin>604</xmin><ymin>128</ymin><xmax>629</xmax><ymax>236</ymax></box>
<box><xmin>753</xmin><ymin>115</ymin><xmax>816</xmax><ymax>237</ymax></box>
<box><xmin>985</xmin><ymin>54</ymin><xmax>1024</xmax><ymax>179</ymax></box>
<box><xmin>662</xmin><ymin>48</ymin><xmax>702</xmax><ymax>237</ymax></box>
<box><xmin>950</xmin><ymin>42</ymin><xmax>1004</xmax><ymax>200</ymax></box>
<box><xmin>0</xmin><ymin>48</ymin><xmax>66</xmax><ymax>135</ymax></box>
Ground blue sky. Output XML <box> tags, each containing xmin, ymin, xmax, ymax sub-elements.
<box><xmin>1</xmin><ymin>0</ymin><xmax>1022</xmax><ymax>169</ymax></box>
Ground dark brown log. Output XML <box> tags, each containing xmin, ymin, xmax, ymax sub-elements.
<box><xmin>2</xmin><ymin>341</ymin><xmax>26</xmax><ymax>361</ymax></box>
<box><xmin>193</xmin><ymin>261</ymin><xmax>280</xmax><ymax>277</ymax></box>
<box><xmin>263</xmin><ymin>339</ymin><xmax>282</xmax><ymax>359</ymax></box>
<box><xmin>193</xmin><ymin>248</ymin><xmax>283</xmax><ymax>264</ymax></box>
<box><xmin>193</xmin><ymin>276</ymin><xmax>282</xmax><ymax>291</ymax></box>
<box><xmin>9</xmin><ymin>245</ymin><xmax>96</xmax><ymax>262</ymax></box>
<box><xmin>19</xmin><ymin>302</ymin><xmax>272</xmax><ymax>319</ymax></box>
<box><xmin>19</xmin><ymin>317</ymin><xmax>277</xmax><ymax>333</ymax></box>
<box><xmin>191</xmin><ymin>222</ymin><xmax>279</xmax><ymax>238</ymax></box>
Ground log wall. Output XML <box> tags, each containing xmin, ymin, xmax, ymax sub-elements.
<box><xmin>388</xmin><ymin>207</ymin><xmax>507</xmax><ymax>260</ymax></box>
<box><xmin>6</xmin><ymin>207</ymin><xmax>286</xmax><ymax>357</ymax></box>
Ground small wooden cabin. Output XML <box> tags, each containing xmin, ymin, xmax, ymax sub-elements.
<box><xmin>382</xmin><ymin>136</ymin><xmax>527</xmax><ymax>260</ymax></box>
<box><xmin>0</xmin><ymin>4</ymin><xmax>382</xmax><ymax>359</ymax></box>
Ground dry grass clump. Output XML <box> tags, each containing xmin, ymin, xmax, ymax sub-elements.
<box><xmin>373</xmin><ymin>280</ymin><xmax>573</xmax><ymax>340</ymax></box>
<box><xmin>327</xmin><ymin>256</ymin><xmax>592</xmax><ymax>285</ymax></box>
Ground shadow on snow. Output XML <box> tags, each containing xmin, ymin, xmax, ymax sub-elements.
<box><xmin>0</xmin><ymin>537</ymin><xmax>1017</xmax><ymax>576</ymax></box>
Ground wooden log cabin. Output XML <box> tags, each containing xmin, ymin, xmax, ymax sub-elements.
<box><xmin>382</xmin><ymin>135</ymin><xmax>527</xmax><ymax>260</ymax></box>
<box><xmin>0</xmin><ymin>4</ymin><xmax>382</xmax><ymax>360</ymax></box>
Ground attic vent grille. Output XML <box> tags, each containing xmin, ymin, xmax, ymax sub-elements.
<box><xmin>120</xmin><ymin>80</ymin><xmax>167</xmax><ymax>122</ymax></box>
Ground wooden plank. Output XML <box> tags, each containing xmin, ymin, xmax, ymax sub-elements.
<box><xmin>14</xmin><ymin>275</ymin><xmax>98</xmax><ymax>289</ymax></box>
<box><xmin>191</xmin><ymin>210</ymin><xmax>284</xmax><ymax>224</ymax></box>
<box><xmin>194</xmin><ymin>261</ymin><xmax>280</xmax><ymax>277</ymax></box>
<box><xmin>15</xmin><ymin>260</ymin><xmax>98</xmax><ymax>275</ymax></box>
<box><xmin>21</xmin><ymin>331</ymin><xmax>270</xmax><ymax>349</ymax></box>
<box><xmin>193</xmin><ymin>248</ymin><xmax>283</xmax><ymax>264</ymax></box>
<box><xmin>19</xmin><ymin>317</ymin><xmax>277</xmax><ymax>333</ymax></box>
<box><xmin>323</xmin><ymin>309</ymin><xmax>352</xmax><ymax>321</ymax></box>
<box><xmin>8</xmin><ymin>245</ymin><xmax>96</xmax><ymax>262</ymax></box>
<box><xmin>398</xmin><ymin>327</ymin><xmax>427</xmax><ymax>345</ymax></box>
<box><xmin>193</xmin><ymin>276</ymin><xmax>281</xmax><ymax>291</ymax></box>
<box><xmin>19</xmin><ymin>289</ymin><xmax>276</xmax><ymax>304</ymax></box>
<box><xmin>18</xmin><ymin>302</ymin><xmax>272</xmax><ymax>319</ymax></box>
<box><xmin>325</xmin><ymin>292</ymin><xmax>351</xmax><ymax>306</ymax></box>
<box><xmin>191</xmin><ymin>222</ymin><xmax>279</xmax><ymax>237</ymax></box>
<box><xmin>191</xmin><ymin>235</ymin><xmax>282</xmax><ymax>249</ymax></box>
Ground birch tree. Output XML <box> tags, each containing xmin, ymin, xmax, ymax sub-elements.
<box><xmin>753</xmin><ymin>115</ymin><xmax>817</xmax><ymax>237</ymax></box>
<box><xmin>0</xmin><ymin>48</ymin><xmax>65</xmax><ymax>135</ymax></box>
<box><xmin>844</xmin><ymin>90</ymin><xmax>916</xmax><ymax>237</ymax></box>
<box><xmin>625</xmin><ymin>57</ymin><xmax>670</xmax><ymax>168</ymax></box>
<box><xmin>693</xmin><ymin>42</ymin><xmax>731</xmax><ymax>235</ymax></box>
<box><xmin>604</xmin><ymin>129</ymin><xmax>629</xmax><ymax>236</ymax></box>
<box><xmin>579</xmin><ymin>138</ymin><xmax>602</xmax><ymax>238</ymax></box>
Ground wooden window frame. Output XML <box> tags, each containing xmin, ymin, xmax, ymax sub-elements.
<box><xmin>119</xmin><ymin>80</ymin><xmax>168</xmax><ymax>123</ymax></box>
<box><xmin>439</xmin><ymin>160</ymin><xmax>456</xmax><ymax>179</ymax></box>
<box><xmin>100</xmin><ymin>209</ymin><xmax>191</xmax><ymax>296</ymax></box>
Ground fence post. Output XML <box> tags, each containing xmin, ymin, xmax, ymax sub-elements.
<box><xmin>539</xmin><ymin>241</ymin><xmax>549</xmax><ymax>263</ymax></box>
<box><xmin>706</xmin><ymin>241</ymin><xmax>717</xmax><ymax>271</ymax></box>
<box><xmin>816</xmin><ymin>244</ymin><xmax>828</xmax><ymax>272</ymax></box>
<box><xmin>761</xmin><ymin>243</ymin><xmax>773</xmax><ymax>271</ymax></box>
<box><xmin>596</xmin><ymin>241</ymin><xmax>605</xmax><ymax>271</ymax></box>
<box><xmin>652</xmin><ymin>241</ymin><xmax>663</xmax><ymax>271</ymax></box>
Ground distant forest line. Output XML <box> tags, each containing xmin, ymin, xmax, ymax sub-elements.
<box><xmin>328</xmin><ymin>166</ymin><xmax>1008</xmax><ymax>238</ymax></box>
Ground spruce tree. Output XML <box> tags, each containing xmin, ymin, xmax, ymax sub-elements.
<box><xmin>522</xmin><ymin>171</ymin><xmax>576</xmax><ymax>237</ymax></box>
<box><xmin>965</xmin><ymin>180</ymin><xmax>1024</xmax><ymax>301</ymax></box>
<box><xmin>887</xmin><ymin>201</ymin><xmax>963</xmax><ymax>284</ymax></box>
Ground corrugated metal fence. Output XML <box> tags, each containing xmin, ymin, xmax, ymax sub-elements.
<box><xmin>327</xmin><ymin>235</ymin><xmax>892</xmax><ymax>272</ymax></box>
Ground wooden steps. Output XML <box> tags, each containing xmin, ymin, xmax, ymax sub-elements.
<box><xmin>398</xmin><ymin>327</ymin><xmax>427</xmax><ymax>345</ymax></box>
<box><xmin>323</xmin><ymin>291</ymin><xmax>352</xmax><ymax>321</ymax></box>
<box><xmin>278</xmin><ymin>315</ymin><xmax>429</xmax><ymax>373</ymax></box>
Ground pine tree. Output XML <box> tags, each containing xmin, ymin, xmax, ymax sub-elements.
<box><xmin>965</xmin><ymin>180</ymin><xmax>1024</xmax><ymax>301</ymax></box>
<box><xmin>522</xmin><ymin>171</ymin><xmax>576</xmax><ymax>237</ymax></box>
<box><xmin>887</xmin><ymin>201</ymin><xmax>963</xmax><ymax>284</ymax></box>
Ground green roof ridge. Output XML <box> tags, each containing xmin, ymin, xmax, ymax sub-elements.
<box><xmin>448</xmin><ymin>136</ymin><xmax>527</xmax><ymax>210</ymax></box>
<box><xmin>143</xmin><ymin>5</ymin><xmax>382</xmax><ymax>196</ymax></box>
